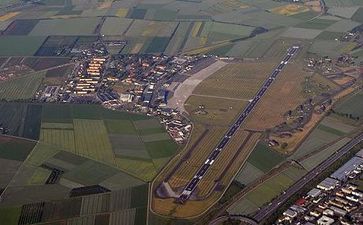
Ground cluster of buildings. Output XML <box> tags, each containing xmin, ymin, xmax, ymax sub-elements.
<box><xmin>65</xmin><ymin>57</ymin><xmax>107</xmax><ymax>96</ymax></box>
<box><xmin>277</xmin><ymin>149</ymin><xmax>363</xmax><ymax>225</ymax></box>
<box><xmin>157</xmin><ymin>108</ymin><xmax>192</xmax><ymax>144</ymax></box>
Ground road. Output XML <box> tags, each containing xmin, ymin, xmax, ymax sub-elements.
<box><xmin>177</xmin><ymin>45</ymin><xmax>301</xmax><ymax>203</ymax></box>
<box><xmin>253</xmin><ymin>132</ymin><xmax>363</xmax><ymax>222</ymax></box>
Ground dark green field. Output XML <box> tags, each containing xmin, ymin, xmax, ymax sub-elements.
<box><xmin>246</xmin><ymin>142</ymin><xmax>285</xmax><ymax>172</ymax></box>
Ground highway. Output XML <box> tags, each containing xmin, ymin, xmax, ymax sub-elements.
<box><xmin>253</xmin><ymin>132</ymin><xmax>363</xmax><ymax>222</ymax></box>
<box><xmin>177</xmin><ymin>45</ymin><xmax>301</xmax><ymax>203</ymax></box>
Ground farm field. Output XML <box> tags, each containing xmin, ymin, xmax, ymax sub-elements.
<box><xmin>0</xmin><ymin>36</ymin><xmax>46</xmax><ymax>56</ymax></box>
<box><xmin>0</xmin><ymin>71</ymin><xmax>45</xmax><ymax>100</ymax></box>
<box><xmin>227</xmin><ymin>165</ymin><xmax>307</xmax><ymax>216</ymax></box>
<box><xmin>0</xmin><ymin>103</ymin><xmax>177</xmax><ymax>182</ymax></box>
<box><xmin>334</xmin><ymin>90</ymin><xmax>363</xmax><ymax>119</ymax></box>
<box><xmin>0</xmin><ymin>105</ymin><xmax>162</xmax><ymax>224</ymax></box>
<box><xmin>29</xmin><ymin>18</ymin><xmax>101</xmax><ymax>36</ymax></box>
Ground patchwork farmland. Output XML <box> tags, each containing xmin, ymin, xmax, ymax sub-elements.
<box><xmin>0</xmin><ymin>103</ymin><xmax>177</xmax><ymax>225</ymax></box>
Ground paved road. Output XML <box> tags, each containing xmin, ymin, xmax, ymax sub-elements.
<box><xmin>253</xmin><ymin>132</ymin><xmax>363</xmax><ymax>222</ymax></box>
<box><xmin>167</xmin><ymin>60</ymin><xmax>227</xmax><ymax>113</ymax></box>
<box><xmin>177</xmin><ymin>46</ymin><xmax>301</xmax><ymax>203</ymax></box>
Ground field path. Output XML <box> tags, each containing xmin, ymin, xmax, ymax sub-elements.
<box><xmin>167</xmin><ymin>60</ymin><xmax>228</xmax><ymax>113</ymax></box>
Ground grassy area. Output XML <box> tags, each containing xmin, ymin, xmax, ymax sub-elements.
<box><xmin>0</xmin><ymin>136</ymin><xmax>36</xmax><ymax>161</ymax></box>
<box><xmin>335</xmin><ymin>90</ymin><xmax>363</xmax><ymax>118</ymax></box>
<box><xmin>247</xmin><ymin>142</ymin><xmax>285</xmax><ymax>172</ymax></box>
<box><xmin>0</xmin><ymin>72</ymin><xmax>45</xmax><ymax>100</ymax></box>
<box><xmin>0</xmin><ymin>36</ymin><xmax>46</xmax><ymax>56</ymax></box>
<box><xmin>0</xmin><ymin>207</ymin><xmax>21</xmax><ymax>225</ymax></box>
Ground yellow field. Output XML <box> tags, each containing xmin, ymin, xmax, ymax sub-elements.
<box><xmin>40</xmin><ymin>129</ymin><xmax>76</xmax><ymax>152</ymax></box>
<box><xmin>115</xmin><ymin>8</ymin><xmax>129</xmax><ymax>17</ymax></box>
<box><xmin>0</xmin><ymin>12</ymin><xmax>19</xmax><ymax>21</ymax></box>
<box><xmin>73</xmin><ymin>119</ymin><xmax>115</xmax><ymax>164</ymax></box>
<box><xmin>192</xmin><ymin>22</ymin><xmax>203</xmax><ymax>37</ymax></box>
<box><xmin>270</xmin><ymin>4</ymin><xmax>310</xmax><ymax>16</ymax></box>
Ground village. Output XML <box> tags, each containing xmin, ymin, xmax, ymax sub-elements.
<box><xmin>277</xmin><ymin>149</ymin><xmax>363</xmax><ymax>225</ymax></box>
<box><xmin>35</xmin><ymin>50</ymin><xmax>209</xmax><ymax>144</ymax></box>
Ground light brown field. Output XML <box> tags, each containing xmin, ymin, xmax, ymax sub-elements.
<box><xmin>0</xmin><ymin>12</ymin><xmax>19</xmax><ymax>21</ymax></box>
<box><xmin>244</xmin><ymin>62</ymin><xmax>307</xmax><ymax>131</ymax></box>
<box><xmin>270</xmin><ymin>4</ymin><xmax>310</xmax><ymax>16</ymax></box>
<box><xmin>151</xmin><ymin>61</ymin><xmax>277</xmax><ymax>218</ymax></box>
<box><xmin>151</xmin><ymin>131</ymin><xmax>260</xmax><ymax>218</ymax></box>
<box><xmin>193</xmin><ymin>62</ymin><xmax>275</xmax><ymax>99</ymax></box>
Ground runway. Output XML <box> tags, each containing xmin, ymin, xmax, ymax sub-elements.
<box><xmin>177</xmin><ymin>45</ymin><xmax>301</xmax><ymax>203</ymax></box>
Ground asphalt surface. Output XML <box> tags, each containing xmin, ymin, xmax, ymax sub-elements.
<box><xmin>253</xmin><ymin>132</ymin><xmax>363</xmax><ymax>222</ymax></box>
<box><xmin>177</xmin><ymin>46</ymin><xmax>301</xmax><ymax>203</ymax></box>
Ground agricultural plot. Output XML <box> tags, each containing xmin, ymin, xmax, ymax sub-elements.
<box><xmin>325</xmin><ymin>19</ymin><xmax>361</xmax><ymax>32</ymax></box>
<box><xmin>3</xmin><ymin>19</ymin><xmax>39</xmax><ymax>35</ymax></box>
<box><xmin>228</xmin><ymin>168</ymin><xmax>297</xmax><ymax>215</ymax></box>
<box><xmin>34</xmin><ymin>36</ymin><xmax>78</xmax><ymax>57</ymax></box>
<box><xmin>300</xmin><ymin>137</ymin><xmax>352</xmax><ymax>171</ymax></box>
<box><xmin>100</xmin><ymin>17</ymin><xmax>133</xmax><ymax>36</ymax></box>
<box><xmin>213</xmin><ymin>10</ymin><xmax>301</xmax><ymax>29</ymax></box>
<box><xmin>282</xmin><ymin>27</ymin><xmax>322</xmax><ymax>39</ymax></box>
<box><xmin>324</xmin><ymin>0</ymin><xmax>363</xmax><ymax>8</ymax></box>
<box><xmin>24</xmin><ymin>57</ymin><xmax>70</xmax><ymax>71</ymax></box>
<box><xmin>234</xmin><ymin>162</ymin><xmax>264</xmax><ymax>186</ymax></box>
<box><xmin>0</xmin><ymin>207</ymin><xmax>21</xmax><ymax>225</ymax></box>
<box><xmin>270</xmin><ymin>4</ymin><xmax>309</xmax><ymax>16</ymax></box>
<box><xmin>246</xmin><ymin>142</ymin><xmax>285</xmax><ymax>172</ymax></box>
<box><xmin>0</xmin><ymin>71</ymin><xmax>45</xmax><ymax>100</ymax></box>
<box><xmin>295</xmin><ymin>18</ymin><xmax>337</xmax><ymax>30</ymax></box>
<box><xmin>0</xmin><ymin>158</ymin><xmax>22</xmax><ymax>189</ymax></box>
<box><xmin>0</xmin><ymin>36</ymin><xmax>46</xmax><ymax>56</ymax></box>
<box><xmin>308</xmin><ymin>40</ymin><xmax>356</xmax><ymax>57</ymax></box>
<box><xmin>315</xmin><ymin>31</ymin><xmax>344</xmax><ymax>40</ymax></box>
<box><xmin>328</xmin><ymin>6</ymin><xmax>360</xmax><ymax>19</ymax></box>
<box><xmin>334</xmin><ymin>90</ymin><xmax>363</xmax><ymax>118</ymax></box>
<box><xmin>29</xmin><ymin>18</ymin><xmax>101</xmax><ymax>36</ymax></box>
<box><xmin>290</xmin><ymin>125</ymin><xmax>343</xmax><ymax>160</ymax></box>
<box><xmin>126</xmin><ymin>20</ymin><xmax>178</xmax><ymax>38</ymax></box>
<box><xmin>63</xmin><ymin>160</ymin><xmax>119</xmax><ymax>185</ymax></box>
<box><xmin>0</xmin><ymin>136</ymin><xmax>36</xmax><ymax>189</ymax></box>
<box><xmin>352</xmin><ymin>7</ymin><xmax>363</xmax><ymax>22</ymax></box>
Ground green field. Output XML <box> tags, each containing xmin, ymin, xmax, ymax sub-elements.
<box><xmin>0</xmin><ymin>102</ymin><xmax>177</xmax><ymax>182</ymax></box>
<box><xmin>228</xmin><ymin>166</ymin><xmax>300</xmax><ymax>215</ymax></box>
<box><xmin>300</xmin><ymin>137</ymin><xmax>352</xmax><ymax>171</ymax></box>
<box><xmin>0</xmin><ymin>72</ymin><xmax>45</xmax><ymax>100</ymax></box>
<box><xmin>0</xmin><ymin>207</ymin><xmax>21</xmax><ymax>225</ymax></box>
<box><xmin>247</xmin><ymin>142</ymin><xmax>285</xmax><ymax>172</ymax></box>
<box><xmin>295</xmin><ymin>19</ymin><xmax>337</xmax><ymax>30</ymax></box>
<box><xmin>0</xmin><ymin>136</ymin><xmax>36</xmax><ymax>161</ymax></box>
<box><xmin>335</xmin><ymin>90</ymin><xmax>363</xmax><ymax>118</ymax></box>
<box><xmin>0</xmin><ymin>36</ymin><xmax>46</xmax><ymax>56</ymax></box>
<box><xmin>29</xmin><ymin>18</ymin><xmax>100</xmax><ymax>36</ymax></box>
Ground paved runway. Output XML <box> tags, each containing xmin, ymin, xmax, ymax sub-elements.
<box><xmin>177</xmin><ymin>46</ymin><xmax>301</xmax><ymax>203</ymax></box>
